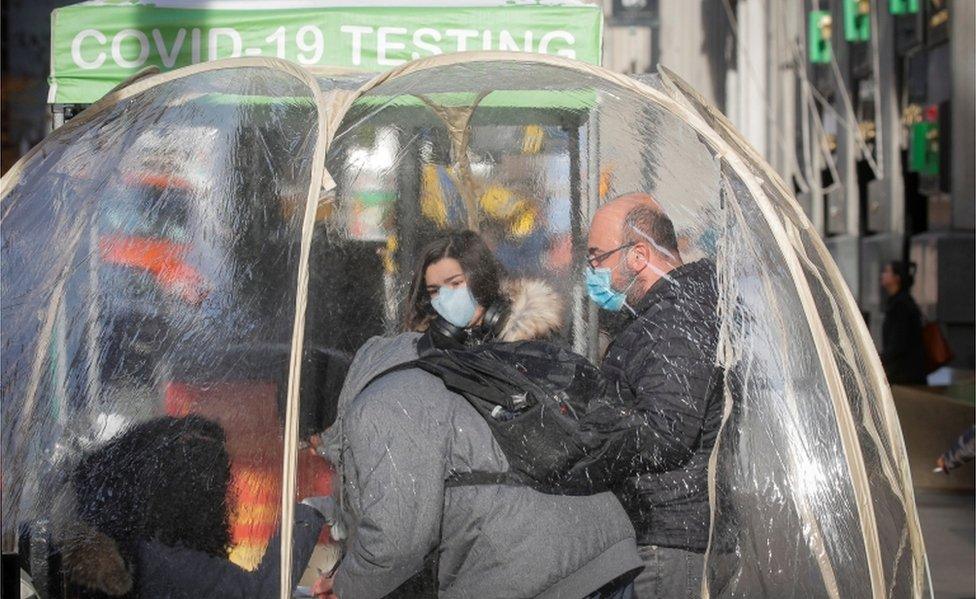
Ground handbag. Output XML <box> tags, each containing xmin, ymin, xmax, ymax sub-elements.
<box><xmin>921</xmin><ymin>321</ymin><xmax>954</xmax><ymax>375</ymax></box>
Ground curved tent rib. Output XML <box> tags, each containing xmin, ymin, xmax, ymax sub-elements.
<box><xmin>709</xmin><ymin>173</ymin><xmax>844</xmax><ymax>599</ymax></box>
<box><xmin>323</xmin><ymin>50</ymin><xmax>890</xmax><ymax>596</ymax></box>
<box><xmin>0</xmin><ymin>50</ymin><xmax>928</xmax><ymax>599</ymax></box>
<box><xmin>0</xmin><ymin>57</ymin><xmax>336</xmax><ymax>596</ymax></box>
<box><xmin>657</xmin><ymin>64</ymin><xmax>928</xmax><ymax>597</ymax></box>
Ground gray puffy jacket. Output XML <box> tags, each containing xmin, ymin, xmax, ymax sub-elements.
<box><xmin>324</xmin><ymin>280</ymin><xmax>641</xmax><ymax>599</ymax></box>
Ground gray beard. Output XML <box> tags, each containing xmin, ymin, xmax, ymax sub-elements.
<box><xmin>620</xmin><ymin>264</ymin><xmax>645</xmax><ymax>306</ymax></box>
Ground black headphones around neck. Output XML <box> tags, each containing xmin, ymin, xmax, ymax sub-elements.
<box><xmin>427</xmin><ymin>298</ymin><xmax>511</xmax><ymax>349</ymax></box>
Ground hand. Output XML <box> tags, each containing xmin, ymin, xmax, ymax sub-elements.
<box><xmin>312</xmin><ymin>572</ymin><xmax>338</xmax><ymax>598</ymax></box>
<box><xmin>300</xmin><ymin>434</ymin><xmax>323</xmax><ymax>458</ymax></box>
<box><xmin>935</xmin><ymin>455</ymin><xmax>949</xmax><ymax>474</ymax></box>
<box><xmin>300</xmin><ymin>496</ymin><xmax>349</xmax><ymax>541</ymax></box>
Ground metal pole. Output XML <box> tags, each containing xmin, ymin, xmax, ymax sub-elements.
<box><xmin>568</xmin><ymin>118</ymin><xmax>585</xmax><ymax>356</ymax></box>
<box><xmin>393</xmin><ymin>125</ymin><xmax>421</xmax><ymax>334</ymax></box>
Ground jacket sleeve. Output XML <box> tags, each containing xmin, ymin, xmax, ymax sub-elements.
<box><xmin>587</xmin><ymin>319</ymin><xmax>718</xmax><ymax>476</ymax></box>
<box><xmin>942</xmin><ymin>426</ymin><xmax>976</xmax><ymax>471</ymax></box>
<box><xmin>137</xmin><ymin>503</ymin><xmax>325</xmax><ymax>598</ymax></box>
<box><xmin>333</xmin><ymin>375</ymin><xmax>447</xmax><ymax>599</ymax></box>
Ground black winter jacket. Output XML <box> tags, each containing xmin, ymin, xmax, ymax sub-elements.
<box><xmin>136</xmin><ymin>505</ymin><xmax>324</xmax><ymax>598</ymax></box>
<box><xmin>63</xmin><ymin>504</ymin><xmax>324</xmax><ymax>598</ymax></box>
<box><xmin>881</xmin><ymin>290</ymin><xmax>926</xmax><ymax>385</ymax></box>
<box><xmin>596</xmin><ymin>259</ymin><xmax>723</xmax><ymax>552</ymax></box>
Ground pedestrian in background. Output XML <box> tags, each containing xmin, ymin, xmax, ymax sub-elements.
<box><xmin>936</xmin><ymin>425</ymin><xmax>975</xmax><ymax>473</ymax></box>
<box><xmin>880</xmin><ymin>261</ymin><xmax>927</xmax><ymax>385</ymax></box>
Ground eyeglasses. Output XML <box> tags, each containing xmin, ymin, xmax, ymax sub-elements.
<box><xmin>587</xmin><ymin>242</ymin><xmax>635</xmax><ymax>269</ymax></box>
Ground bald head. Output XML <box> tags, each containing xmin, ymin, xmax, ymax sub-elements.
<box><xmin>587</xmin><ymin>193</ymin><xmax>682</xmax><ymax>305</ymax></box>
<box><xmin>605</xmin><ymin>192</ymin><xmax>664</xmax><ymax>214</ymax></box>
<box><xmin>591</xmin><ymin>193</ymin><xmax>679</xmax><ymax>260</ymax></box>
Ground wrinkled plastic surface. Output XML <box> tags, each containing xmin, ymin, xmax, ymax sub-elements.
<box><xmin>2</xmin><ymin>57</ymin><xmax>927</xmax><ymax>598</ymax></box>
<box><xmin>1</xmin><ymin>67</ymin><xmax>329</xmax><ymax>591</ymax></box>
<box><xmin>663</xmin><ymin>70</ymin><xmax>929</xmax><ymax>597</ymax></box>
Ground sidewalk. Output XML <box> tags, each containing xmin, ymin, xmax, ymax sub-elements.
<box><xmin>916</xmin><ymin>490</ymin><xmax>975</xmax><ymax>599</ymax></box>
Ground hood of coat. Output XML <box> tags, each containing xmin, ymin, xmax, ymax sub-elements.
<box><xmin>498</xmin><ymin>278</ymin><xmax>563</xmax><ymax>342</ymax></box>
<box><xmin>52</xmin><ymin>484</ymin><xmax>134</xmax><ymax>597</ymax></box>
<box><xmin>320</xmin><ymin>332</ymin><xmax>422</xmax><ymax>464</ymax></box>
<box><xmin>334</xmin><ymin>333</ymin><xmax>421</xmax><ymax>413</ymax></box>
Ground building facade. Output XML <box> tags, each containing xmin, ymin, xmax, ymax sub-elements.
<box><xmin>600</xmin><ymin>0</ymin><xmax>974</xmax><ymax>373</ymax></box>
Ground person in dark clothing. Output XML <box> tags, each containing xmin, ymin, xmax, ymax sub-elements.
<box><xmin>584</xmin><ymin>193</ymin><xmax>723</xmax><ymax>599</ymax></box>
<box><xmin>56</xmin><ymin>415</ymin><xmax>329</xmax><ymax>598</ymax></box>
<box><xmin>880</xmin><ymin>261</ymin><xmax>927</xmax><ymax>385</ymax></box>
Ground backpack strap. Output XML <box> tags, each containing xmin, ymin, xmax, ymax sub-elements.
<box><xmin>361</xmin><ymin>360</ymin><xmax>423</xmax><ymax>391</ymax></box>
<box><xmin>362</xmin><ymin>361</ymin><xmax>531</xmax><ymax>490</ymax></box>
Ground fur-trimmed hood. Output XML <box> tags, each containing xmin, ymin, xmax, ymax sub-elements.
<box><xmin>498</xmin><ymin>278</ymin><xmax>563</xmax><ymax>342</ymax></box>
<box><xmin>51</xmin><ymin>483</ymin><xmax>134</xmax><ymax>596</ymax></box>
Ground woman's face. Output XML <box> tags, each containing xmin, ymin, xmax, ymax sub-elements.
<box><xmin>880</xmin><ymin>264</ymin><xmax>901</xmax><ymax>295</ymax></box>
<box><xmin>425</xmin><ymin>257</ymin><xmax>486</xmax><ymax>327</ymax></box>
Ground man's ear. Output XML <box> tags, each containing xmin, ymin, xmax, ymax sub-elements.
<box><xmin>627</xmin><ymin>242</ymin><xmax>653</xmax><ymax>270</ymax></box>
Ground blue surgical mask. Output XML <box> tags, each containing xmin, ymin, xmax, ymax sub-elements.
<box><xmin>585</xmin><ymin>267</ymin><xmax>628</xmax><ymax>312</ymax></box>
<box><xmin>431</xmin><ymin>285</ymin><xmax>478</xmax><ymax>327</ymax></box>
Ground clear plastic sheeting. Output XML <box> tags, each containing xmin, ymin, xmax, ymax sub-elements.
<box><xmin>657</xmin><ymin>67</ymin><xmax>928</xmax><ymax>597</ymax></box>
<box><xmin>2</xmin><ymin>65</ymin><xmax>326</xmax><ymax>596</ymax></box>
<box><xmin>709</xmin><ymin>167</ymin><xmax>873</xmax><ymax>598</ymax></box>
<box><xmin>1</xmin><ymin>54</ymin><xmax>928</xmax><ymax>599</ymax></box>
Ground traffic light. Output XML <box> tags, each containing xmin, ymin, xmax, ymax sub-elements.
<box><xmin>844</xmin><ymin>0</ymin><xmax>871</xmax><ymax>42</ymax></box>
<box><xmin>890</xmin><ymin>0</ymin><xmax>919</xmax><ymax>15</ymax></box>
<box><xmin>809</xmin><ymin>11</ymin><xmax>832</xmax><ymax>64</ymax></box>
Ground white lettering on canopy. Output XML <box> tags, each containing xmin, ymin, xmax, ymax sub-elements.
<box><xmin>111</xmin><ymin>29</ymin><xmax>150</xmax><ymax>68</ymax></box>
<box><xmin>341</xmin><ymin>25</ymin><xmax>373</xmax><ymax>66</ymax></box>
<box><xmin>539</xmin><ymin>31</ymin><xmax>575</xmax><ymax>59</ymax></box>
<box><xmin>412</xmin><ymin>28</ymin><xmax>443</xmax><ymax>59</ymax></box>
<box><xmin>208</xmin><ymin>28</ymin><xmax>242</xmax><ymax>60</ymax></box>
<box><xmin>191</xmin><ymin>28</ymin><xmax>202</xmax><ymax>63</ymax></box>
<box><xmin>346</xmin><ymin>25</ymin><xmax>569</xmax><ymax>63</ymax></box>
<box><xmin>71</xmin><ymin>29</ymin><xmax>107</xmax><ymax>70</ymax></box>
<box><xmin>66</xmin><ymin>24</ymin><xmax>580</xmax><ymax>72</ymax></box>
<box><xmin>153</xmin><ymin>28</ymin><xmax>186</xmax><ymax>68</ymax></box>
<box><xmin>499</xmin><ymin>30</ymin><xmax>527</xmax><ymax>52</ymax></box>
<box><xmin>377</xmin><ymin>27</ymin><xmax>408</xmax><ymax>66</ymax></box>
<box><xmin>444</xmin><ymin>29</ymin><xmax>479</xmax><ymax>52</ymax></box>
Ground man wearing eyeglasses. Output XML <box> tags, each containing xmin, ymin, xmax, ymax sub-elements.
<box><xmin>583</xmin><ymin>192</ymin><xmax>723</xmax><ymax>599</ymax></box>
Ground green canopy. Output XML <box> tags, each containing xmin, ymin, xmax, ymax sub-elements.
<box><xmin>49</xmin><ymin>0</ymin><xmax>603</xmax><ymax>105</ymax></box>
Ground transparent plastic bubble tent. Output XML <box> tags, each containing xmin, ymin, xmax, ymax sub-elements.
<box><xmin>2</xmin><ymin>54</ymin><xmax>930</xmax><ymax>598</ymax></box>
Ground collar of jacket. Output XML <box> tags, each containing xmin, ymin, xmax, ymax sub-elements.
<box><xmin>629</xmin><ymin>259</ymin><xmax>717</xmax><ymax>319</ymax></box>
<box><xmin>886</xmin><ymin>288</ymin><xmax>914</xmax><ymax>309</ymax></box>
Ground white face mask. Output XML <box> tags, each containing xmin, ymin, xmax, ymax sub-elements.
<box><xmin>430</xmin><ymin>284</ymin><xmax>478</xmax><ymax>327</ymax></box>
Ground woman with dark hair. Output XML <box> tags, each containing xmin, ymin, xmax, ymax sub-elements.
<box><xmin>880</xmin><ymin>260</ymin><xmax>927</xmax><ymax>385</ymax></box>
<box><xmin>58</xmin><ymin>415</ymin><xmax>329</xmax><ymax>598</ymax></box>
<box><xmin>403</xmin><ymin>229</ymin><xmax>562</xmax><ymax>344</ymax></box>
<box><xmin>318</xmin><ymin>230</ymin><xmax>641</xmax><ymax>599</ymax></box>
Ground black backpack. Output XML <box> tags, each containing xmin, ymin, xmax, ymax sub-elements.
<box><xmin>367</xmin><ymin>333</ymin><xmax>617</xmax><ymax>495</ymax></box>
